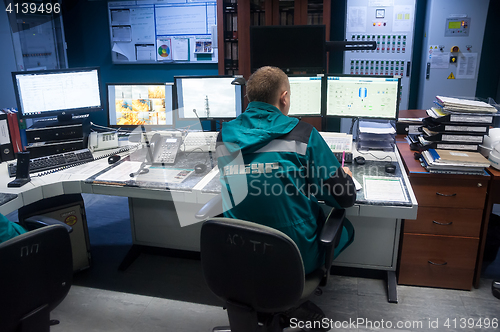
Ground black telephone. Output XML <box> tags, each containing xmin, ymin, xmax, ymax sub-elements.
<box><xmin>146</xmin><ymin>134</ymin><xmax>182</xmax><ymax>165</ymax></box>
<box><xmin>8</xmin><ymin>152</ymin><xmax>31</xmax><ymax>187</ymax></box>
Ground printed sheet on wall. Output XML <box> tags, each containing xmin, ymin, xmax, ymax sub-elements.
<box><xmin>108</xmin><ymin>0</ymin><xmax>217</xmax><ymax>64</ymax></box>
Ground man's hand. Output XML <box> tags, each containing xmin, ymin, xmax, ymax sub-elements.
<box><xmin>342</xmin><ymin>166</ymin><xmax>353</xmax><ymax>178</ymax></box>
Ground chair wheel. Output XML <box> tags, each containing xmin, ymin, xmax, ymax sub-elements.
<box><xmin>50</xmin><ymin>319</ymin><xmax>60</xmax><ymax>326</ymax></box>
<box><xmin>314</xmin><ymin>288</ymin><xmax>323</xmax><ymax>296</ymax></box>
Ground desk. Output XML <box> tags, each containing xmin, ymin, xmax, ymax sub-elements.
<box><xmin>0</xmin><ymin>140</ymin><xmax>417</xmax><ymax>303</ymax></box>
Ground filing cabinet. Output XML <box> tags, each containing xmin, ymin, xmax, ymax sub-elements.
<box><xmin>396</xmin><ymin>141</ymin><xmax>490</xmax><ymax>290</ymax></box>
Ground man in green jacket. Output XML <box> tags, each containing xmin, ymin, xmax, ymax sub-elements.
<box><xmin>217</xmin><ymin>66</ymin><xmax>356</xmax><ymax>329</ymax></box>
<box><xmin>0</xmin><ymin>213</ymin><xmax>26</xmax><ymax>244</ymax></box>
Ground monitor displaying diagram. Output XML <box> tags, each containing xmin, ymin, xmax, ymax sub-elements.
<box><xmin>288</xmin><ymin>76</ymin><xmax>322</xmax><ymax>116</ymax></box>
<box><xmin>326</xmin><ymin>76</ymin><xmax>400</xmax><ymax>119</ymax></box>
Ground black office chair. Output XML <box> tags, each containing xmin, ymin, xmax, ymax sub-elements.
<box><xmin>493</xmin><ymin>280</ymin><xmax>500</xmax><ymax>300</ymax></box>
<box><xmin>196</xmin><ymin>196</ymin><xmax>346</xmax><ymax>332</ymax></box>
<box><xmin>0</xmin><ymin>216</ymin><xmax>73</xmax><ymax>332</ymax></box>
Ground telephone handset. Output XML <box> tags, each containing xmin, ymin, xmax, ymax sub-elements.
<box><xmin>147</xmin><ymin>134</ymin><xmax>182</xmax><ymax>165</ymax></box>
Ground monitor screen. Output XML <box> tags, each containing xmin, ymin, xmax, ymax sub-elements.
<box><xmin>174</xmin><ymin>76</ymin><xmax>242</xmax><ymax>119</ymax></box>
<box><xmin>250</xmin><ymin>25</ymin><xmax>325</xmax><ymax>74</ymax></box>
<box><xmin>288</xmin><ymin>76</ymin><xmax>323</xmax><ymax>116</ymax></box>
<box><xmin>326</xmin><ymin>75</ymin><xmax>400</xmax><ymax>119</ymax></box>
<box><xmin>12</xmin><ymin>67</ymin><xmax>102</xmax><ymax>119</ymax></box>
<box><xmin>108</xmin><ymin>83</ymin><xmax>173</xmax><ymax>127</ymax></box>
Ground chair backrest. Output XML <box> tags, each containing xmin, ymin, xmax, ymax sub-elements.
<box><xmin>0</xmin><ymin>224</ymin><xmax>72</xmax><ymax>332</ymax></box>
<box><xmin>200</xmin><ymin>218</ymin><xmax>305</xmax><ymax>313</ymax></box>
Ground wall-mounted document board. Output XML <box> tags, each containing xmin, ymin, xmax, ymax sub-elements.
<box><xmin>108</xmin><ymin>0</ymin><xmax>217</xmax><ymax>64</ymax></box>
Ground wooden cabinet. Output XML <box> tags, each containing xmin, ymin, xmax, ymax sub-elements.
<box><xmin>397</xmin><ymin>140</ymin><xmax>490</xmax><ymax>290</ymax></box>
<box><xmin>217</xmin><ymin>0</ymin><xmax>331</xmax><ymax>78</ymax></box>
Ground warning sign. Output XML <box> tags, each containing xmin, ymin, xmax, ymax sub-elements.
<box><xmin>64</xmin><ymin>215</ymin><xmax>78</xmax><ymax>226</ymax></box>
<box><xmin>447</xmin><ymin>72</ymin><xmax>455</xmax><ymax>79</ymax></box>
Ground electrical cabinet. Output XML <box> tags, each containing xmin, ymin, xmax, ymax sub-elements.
<box><xmin>343</xmin><ymin>0</ymin><xmax>417</xmax><ymax>111</ymax></box>
<box><xmin>416</xmin><ymin>0</ymin><xmax>490</xmax><ymax>110</ymax></box>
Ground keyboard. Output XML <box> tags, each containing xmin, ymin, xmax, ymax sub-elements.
<box><xmin>8</xmin><ymin>149</ymin><xmax>94</xmax><ymax>177</ymax></box>
<box><xmin>333</xmin><ymin>152</ymin><xmax>353</xmax><ymax>164</ymax></box>
<box><xmin>182</xmin><ymin>132</ymin><xmax>217</xmax><ymax>152</ymax></box>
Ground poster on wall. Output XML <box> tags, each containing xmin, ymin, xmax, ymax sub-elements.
<box><xmin>108</xmin><ymin>0</ymin><xmax>217</xmax><ymax>64</ymax></box>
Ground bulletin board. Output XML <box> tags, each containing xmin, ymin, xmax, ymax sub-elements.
<box><xmin>108</xmin><ymin>0</ymin><xmax>218</xmax><ymax>64</ymax></box>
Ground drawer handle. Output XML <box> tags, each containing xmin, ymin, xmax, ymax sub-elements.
<box><xmin>432</xmin><ymin>220</ymin><xmax>453</xmax><ymax>226</ymax></box>
<box><xmin>436</xmin><ymin>192</ymin><xmax>457</xmax><ymax>197</ymax></box>
<box><xmin>428</xmin><ymin>260</ymin><xmax>448</xmax><ymax>266</ymax></box>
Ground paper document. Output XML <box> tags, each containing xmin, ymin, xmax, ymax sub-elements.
<box><xmin>95</xmin><ymin>161</ymin><xmax>143</xmax><ymax>182</ymax></box>
<box><xmin>363</xmin><ymin>176</ymin><xmax>408</xmax><ymax>202</ymax></box>
<box><xmin>136</xmin><ymin>166</ymin><xmax>193</xmax><ymax>184</ymax></box>
<box><xmin>436</xmin><ymin>96</ymin><xmax>497</xmax><ymax>113</ymax></box>
<box><xmin>136</xmin><ymin>44</ymin><xmax>155</xmax><ymax>61</ymax></box>
<box><xmin>352</xmin><ymin>177</ymin><xmax>362</xmax><ymax>191</ymax></box>
<box><xmin>60</xmin><ymin>162</ymin><xmax>105</xmax><ymax>176</ymax></box>
<box><xmin>95</xmin><ymin>161</ymin><xmax>193</xmax><ymax>184</ymax></box>
<box><xmin>358</xmin><ymin>121</ymin><xmax>396</xmax><ymax>134</ymax></box>
<box><xmin>172</xmin><ymin>37</ymin><xmax>189</xmax><ymax>60</ymax></box>
<box><xmin>112</xmin><ymin>26</ymin><xmax>132</xmax><ymax>42</ymax></box>
<box><xmin>112</xmin><ymin>43</ymin><xmax>130</xmax><ymax>60</ymax></box>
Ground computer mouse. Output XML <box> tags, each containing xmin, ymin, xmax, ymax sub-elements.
<box><xmin>385</xmin><ymin>163</ymin><xmax>397</xmax><ymax>174</ymax></box>
<box><xmin>194</xmin><ymin>163</ymin><xmax>207</xmax><ymax>174</ymax></box>
<box><xmin>354</xmin><ymin>156</ymin><xmax>366</xmax><ymax>165</ymax></box>
<box><xmin>108</xmin><ymin>155</ymin><xmax>121</xmax><ymax>164</ymax></box>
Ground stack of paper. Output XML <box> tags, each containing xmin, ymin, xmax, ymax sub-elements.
<box><xmin>435</xmin><ymin>96</ymin><xmax>498</xmax><ymax>114</ymax></box>
<box><xmin>421</xmin><ymin>148</ymin><xmax>490</xmax><ymax>174</ymax></box>
<box><xmin>416</xmin><ymin>98</ymin><xmax>497</xmax><ymax>152</ymax></box>
<box><xmin>357</xmin><ymin>120</ymin><xmax>395</xmax><ymax>151</ymax></box>
<box><xmin>358</xmin><ymin>120</ymin><xmax>396</xmax><ymax>151</ymax></box>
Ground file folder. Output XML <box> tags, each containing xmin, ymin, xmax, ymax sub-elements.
<box><xmin>422</xmin><ymin>118</ymin><xmax>489</xmax><ymax>134</ymax></box>
<box><xmin>0</xmin><ymin>111</ymin><xmax>15</xmax><ymax>161</ymax></box>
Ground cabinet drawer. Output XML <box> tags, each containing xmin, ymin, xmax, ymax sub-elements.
<box><xmin>398</xmin><ymin>234</ymin><xmax>479</xmax><ymax>290</ymax></box>
<box><xmin>410</xmin><ymin>177</ymin><xmax>488</xmax><ymax>209</ymax></box>
<box><xmin>404</xmin><ymin>207</ymin><xmax>482</xmax><ymax>237</ymax></box>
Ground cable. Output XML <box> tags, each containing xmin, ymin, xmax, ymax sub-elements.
<box><xmin>90</xmin><ymin>122</ymin><xmax>131</xmax><ymax>134</ymax></box>
<box><xmin>33</xmin><ymin>144</ymin><xmax>141</xmax><ymax>178</ymax></box>
<box><xmin>357</xmin><ymin>150</ymin><xmax>393</xmax><ymax>163</ymax></box>
<box><xmin>349</xmin><ymin>117</ymin><xmax>359</xmax><ymax>136</ymax></box>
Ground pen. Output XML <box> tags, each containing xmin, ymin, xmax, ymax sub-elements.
<box><xmin>341</xmin><ymin>151</ymin><xmax>345</xmax><ymax>168</ymax></box>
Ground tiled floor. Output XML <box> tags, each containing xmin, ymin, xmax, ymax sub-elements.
<box><xmin>7</xmin><ymin>195</ymin><xmax>500</xmax><ymax>331</ymax></box>
<box><xmin>51</xmin><ymin>277</ymin><xmax>499</xmax><ymax>332</ymax></box>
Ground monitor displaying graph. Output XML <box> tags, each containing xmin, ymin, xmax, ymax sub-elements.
<box><xmin>326</xmin><ymin>75</ymin><xmax>400</xmax><ymax>119</ymax></box>
<box><xmin>288</xmin><ymin>76</ymin><xmax>322</xmax><ymax>116</ymax></box>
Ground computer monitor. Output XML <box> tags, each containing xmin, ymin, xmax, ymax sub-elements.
<box><xmin>107</xmin><ymin>83</ymin><xmax>174</xmax><ymax>127</ymax></box>
<box><xmin>12</xmin><ymin>67</ymin><xmax>102</xmax><ymax>121</ymax></box>
<box><xmin>288</xmin><ymin>75</ymin><xmax>323</xmax><ymax>117</ymax></box>
<box><xmin>326</xmin><ymin>75</ymin><xmax>400</xmax><ymax>120</ymax></box>
<box><xmin>174</xmin><ymin>76</ymin><xmax>243</xmax><ymax>120</ymax></box>
<box><xmin>250</xmin><ymin>25</ymin><xmax>326</xmax><ymax>74</ymax></box>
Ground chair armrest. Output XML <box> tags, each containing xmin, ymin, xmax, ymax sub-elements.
<box><xmin>319</xmin><ymin>208</ymin><xmax>345</xmax><ymax>246</ymax></box>
<box><xmin>22</xmin><ymin>215</ymin><xmax>73</xmax><ymax>233</ymax></box>
<box><xmin>319</xmin><ymin>208</ymin><xmax>345</xmax><ymax>287</ymax></box>
<box><xmin>195</xmin><ymin>195</ymin><xmax>223</xmax><ymax>220</ymax></box>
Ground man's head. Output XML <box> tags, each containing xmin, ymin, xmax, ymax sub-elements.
<box><xmin>246</xmin><ymin>66</ymin><xmax>290</xmax><ymax>115</ymax></box>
